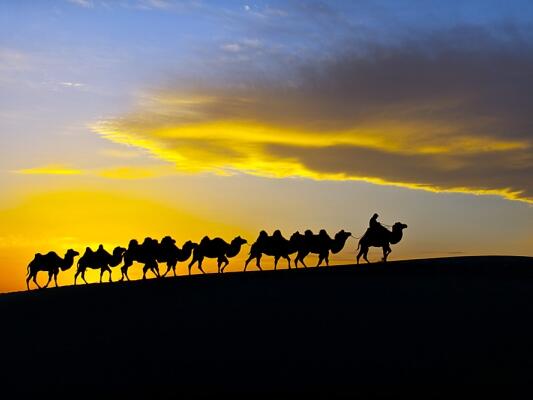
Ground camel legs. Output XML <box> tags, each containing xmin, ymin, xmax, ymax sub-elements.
<box><xmin>82</xmin><ymin>270</ymin><xmax>89</xmax><ymax>284</ymax></box>
<box><xmin>197</xmin><ymin>258</ymin><xmax>206</xmax><ymax>274</ymax></box>
<box><xmin>244</xmin><ymin>255</ymin><xmax>254</xmax><ymax>271</ymax></box>
<box><xmin>74</xmin><ymin>269</ymin><xmax>81</xmax><ymax>285</ymax></box>
<box><xmin>188</xmin><ymin>256</ymin><xmax>201</xmax><ymax>275</ymax></box>
<box><xmin>284</xmin><ymin>255</ymin><xmax>291</xmax><ymax>269</ymax></box>
<box><xmin>44</xmin><ymin>271</ymin><xmax>53</xmax><ymax>288</ymax></box>
<box><xmin>33</xmin><ymin>273</ymin><xmax>41</xmax><ymax>289</ymax></box>
<box><xmin>356</xmin><ymin>247</ymin><xmax>368</xmax><ymax>264</ymax></box>
<box><xmin>101</xmin><ymin>267</ymin><xmax>112</xmax><ymax>283</ymax></box>
<box><xmin>142</xmin><ymin>260</ymin><xmax>159</xmax><ymax>279</ymax></box>
<box><xmin>274</xmin><ymin>255</ymin><xmax>281</xmax><ymax>270</ymax></box>
<box><xmin>295</xmin><ymin>251</ymin><xmax>309</xmax><ymax>269</ymax></box>
<box><xmin>163</xmin><ymin>261</ymin><xmax>176</xmax><ymax>277</ymax></box>
<box><xmin>219</xmin><ymin>256</ymin><xmax>229</xmax><ymax>273</ymax></box>
<box><xmin>53</xmin><ymin>272</ymin><xmax>59</xmax><ymax>287</ymax></box>
<box><xmin>245</xmin><ymin>253</ymin><xmax>262</xmax><ymax>271</ymax></box>
<box><xmin>382</xmin><ymin>245</ymin><xmax>391</xmax><ymax>262</ymax></box>
<box><xmin>363</xmin><ymin>249</ymin><xmax>370</xmax><ymax>263</ymax></box>
<box><xmin>120</xmin><ymin>259</ymin><xmax>133</xmax><ymax>282</ymax></box>
<box><xmin>189</xmin><ymin>256</ymin><xmax>205</xmax><ymax>274</ymax></box>
<box><xmin>26</xmin><ymin>272</ymin><xmax>40</xmax><ymax>290</ymax></box>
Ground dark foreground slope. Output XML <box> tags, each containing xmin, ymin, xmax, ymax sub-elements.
<box><xmin>1</xmin><ymin>256</ymin><xmax>533</xmax><ymax>397</ymax></box>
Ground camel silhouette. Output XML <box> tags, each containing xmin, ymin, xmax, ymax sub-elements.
<box><xmin>157</xmin><ymin>236</ymin><xmax>198</xmax><ymax>277</ymax></box>
<box><xmin>244</xmin><ymin>230</ymin><xmax>301</xmax><ymax>271</ymax></box>
<box><xmin>74</xmin><ymin>245</ymin><xmax>126</xmax><ymax>284</ymax></box>
<box><xmin>26</xmin><ymin>249</ymin><xmax>79</xmax><ymax>290</ymax></box>
<box><xmin>188</xmin><ymin>236</ymin><xmax>247</xmax><ymax>274</ymax></box>
<box><xmin>120</xmin><ymin>237</ymin><xmax>161</xmax><ymax>281</ymax></box>
<box><xmin>356</xmin><ymin>222</ymin><xmax>408</xmax><ymax>264</ymax></box>
<box><xmin>294</xmin><ymin>229</ymin><xmax>352</xmax><ymax>268</ymax></box>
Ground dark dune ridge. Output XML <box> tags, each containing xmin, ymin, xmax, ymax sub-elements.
<box><xmin>2</xmin><ymin>255</ymin><xmax>533</xmax><ymax>397</ymax></box>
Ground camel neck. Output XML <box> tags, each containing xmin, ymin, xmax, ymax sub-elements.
<box><xmin>389</xmin><ymin>228</ymin><xmax>403</xmax><ymax>245</ymax></box>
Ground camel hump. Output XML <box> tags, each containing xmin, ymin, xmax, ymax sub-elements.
<box><xmin>211</xmin><ymin>237</ymin><xmax>228</xmax><ymax>246</ymax></box>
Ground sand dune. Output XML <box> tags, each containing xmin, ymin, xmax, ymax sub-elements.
<box><xmin>1</xmin><ymin>256</ymin><xmax>532</xmax><ymax>397</ymax></box>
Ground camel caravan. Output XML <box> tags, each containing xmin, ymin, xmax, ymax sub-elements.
<box><xmin>26</xmin><ymin>214</ymin><xmax>407</xmax><ymax>290</ymax></box>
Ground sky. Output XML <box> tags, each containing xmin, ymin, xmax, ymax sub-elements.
<box><xmin>1</xmin><ymin>0</ymin><xmax>532</xmax><ymax>292</ymax></box>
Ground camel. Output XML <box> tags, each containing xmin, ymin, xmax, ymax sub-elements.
<box><xmin>294</xmin><ymin>229</ymin><xmax>352</xmax><ymax>268</ymax></box>
<box><xmin>120</xmin><ymin>237</ymin><xmax>160</xmax><ymax>281</ymax></box>
<box><xmin>356</xmin><ymin>222</ymin><xmax>407</xmax><ymax>264</ymax></box>
<box><xmin>74</xmin><ymin>245</ymin><xmax>126</xmax><ymax>284</ymax></box>
<box><xmin>188</xmin><ymin>236</ymin><xmax>247</xmax><ymax>274</ymax></box>
<box><xmin>26</xmin><ymin>249</ymin><xmax>79</xmax><ymax>290</ymax></box>
<box><xmin>157</xmin><ymin>236</ymin><xmax>198</xmax><ymax>277</ymax></box>
<box><xmin>244</xmin><ymin>230</ymin><xmax>301</xmax><ymax>271</ymax></box>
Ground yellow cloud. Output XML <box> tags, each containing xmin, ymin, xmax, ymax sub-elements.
<box><xmin>92</xmin><ymin>113</ymin><xmax>532</xmax><ymax>203</ymax></box>
<box><xmin>13</xmin><ymin>163</ymin><xmax>176</xmax><ymax>180</ymax></box>
<box><xmin>14</xmin><ymin>164</ymin><xmax>83</xmax><ymax>175</ymax></box>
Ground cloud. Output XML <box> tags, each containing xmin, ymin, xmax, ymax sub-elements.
<box><xmin>59</xmin><ymin>81</ymin><xmax>85</xmax><ymax>88</ymax></box>
<box><xmin>14</xmin><ymin>165</ymin><xmax>84</xmax><ymax>176</ymax></box>
<box><xmin>13</xmin><ymin>163</ymin><xmax>174</xmax><ymax>180</ymax></box>
<box><xmin>221</xmin><ymin>43</ymin><xmax>242</xmax><ymax>53</ymax></box>
<box><xmin>92</xmin><ymin>26</ymin><xmax>533</xmax><ymax>203</ymax></box>
<box><xmin>66</xmin><ymin>0</ymin><xmax>94</xmax><ymax>8</ymax></box>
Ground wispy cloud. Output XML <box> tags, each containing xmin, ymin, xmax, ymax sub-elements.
<box><xmin>59</xmin><ymin>81</ymin><xmax>85</xmax><ymax>88</ymax></box>
<box><xmin>14</xmin><ymin>164</ymin><xmax>84</xmax><ymax>176</ymax></box>
<box><xmin>66</xmin><ymin>0</ymin><xmax>94</xmax><ymax>8</ymax></box>
<box><xmin>12</xmin><ymin>163</ymin><xmax>173</xmax><ymax>180</ymax></box>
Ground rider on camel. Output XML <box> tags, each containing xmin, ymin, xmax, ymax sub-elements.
<box><xmin>368</xmin><ymin>213</ymin><xmax>386</xmax><ymax>238</ymax></box>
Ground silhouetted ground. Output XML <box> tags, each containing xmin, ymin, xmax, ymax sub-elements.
<box><xmin>1</xmin><ymin>256</ymin><xmax>533</xmax><ymax>398</ymax></box>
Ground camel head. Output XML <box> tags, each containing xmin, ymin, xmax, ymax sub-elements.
<box><xmin>335</xmin><ymin>229</ymin><xmax>352</xmax><ymax>241</ymax></box>
<box><xmin>232</xmin><ymin>236</ymin><xmax>247</xmax><ymax>246</ymax></box>
<box><xmin>61</xmin><ymin>249</ymin><xmax>80</xmax><ymax>270</ymax></box>
<box><xmin>393</xmin><ymin>222</ymin><xmax>408</xmax><ymax>231</ymax></box>
<box><xmin>161</xmin><ymin>236</ymin><xmax>176</xmax><ymax>246</ymax></box>
<box><xmin>113</xmin><ymin>246</ymin><xmax>127</xmax><ymax>256</ymax></box>
<box><xmin>183</xmin><ymin>240</ymin><xmax>198</xmax><ymax>250</ymax></box>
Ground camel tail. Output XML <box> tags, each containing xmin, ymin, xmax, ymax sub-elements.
<box><xmin>27</xmin><ymin>258</ymin><xmax>35</xmax><ymax>277</ymax></box>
